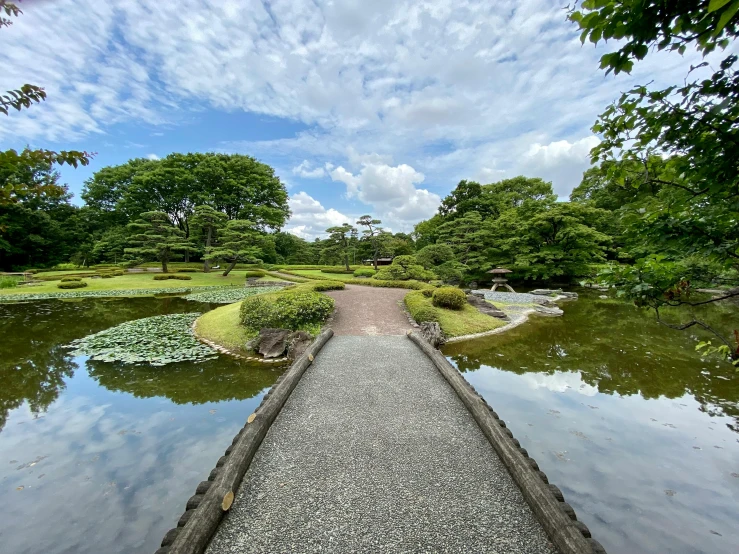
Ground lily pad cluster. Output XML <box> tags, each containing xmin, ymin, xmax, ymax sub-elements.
<box><xmin>184</xmin><ymin>286</ymin><xmax>283</xmax><ymax>304</ymax></box>
<box><xmin>66</xmin><ymin>313</ymin><xmax>218</xmax><ymax>366</ymax></box>
<box><xmin>0</xmin><ymin>286</ymin><xmax>230</xmax><ymax>303</ymax></box>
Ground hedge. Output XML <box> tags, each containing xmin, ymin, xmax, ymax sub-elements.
<box><xmin>240</xmin><ymin>291</ymin><xmax>334</xmax><ymax>331</ymax></box>
<box><xmin>432</xmin><ymin>287</ymin><xmax>467</xmax><ymax>310</ymax></box>
<box><xmin>404</xmin><ymin>291</ymin><xmax>441</xmax><ymax>323</ymax></box>
<box><xmin>153</xmin><ymin>274</ymin><xmax>193</xmax><ymax>281</ymax></box>
<box><xmin>310</xmin><ymin>280</ymin><xmax>345</xmax><ymax>291</ymax></box>
<box><xmin>175</xmin><ymin>268</ymin><xmax>199</xmax><ymax>273</ymax></box>
<box><xmin>61</xmin><ymin>277</ymin><xmax>82</xmax><ymax>282</ymax></box>
<box><xmin>353</xmin><ymin>268</ymin><xmax>376</xmax><ymax>278</ymax></box>
<box><xmin>244</xmin><ymin>270</ymin><xmax>267</xmax><ymax>278</ymax></box>
<box><xmin>57</xmin><ymin>281</ymin><xmax>88</xmax><ymax>289</ymax></box>
<box><xmin>320</xmin><ymin>267</ymin><xmax>355</xmax><ymax>274</ymax></box>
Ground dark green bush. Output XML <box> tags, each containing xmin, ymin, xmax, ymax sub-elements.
<box><xmin>311</xmin><ymin>280</ymin><xmax>345</xmax><ymax>291</ymax></box>
<box><xmin>175</xmin><ymin>268</ymin><xmax>199</xmax><ymax>273</ymax></box>
<box><xmin>432</xmin><ymin>287</ymin><xmax>467</xmax><ymax>310</ymax></box>
<box><xmin>345</xmin><ymin>279</ymin><xmax>432</xmax><ymax>290</ymax></box>
<box><xmin>244</xmin><ymin>270</ymin><xmax>267</xmax><ymax>278</ymax></box>
<box><xmin>353</xmin><ymin>268</ymin><xmax>376</xmax><ymax>278</ymax></box>
<box><xmin>101</xmin><ymin>274</ymin><xmax>114</xmax><ymax>279</ymax></box>
<box><xmin>240</xmin><ymin>291</ymin><xmax>334</xmax><ymax>331</ymax></box>
<box><xmin>434</xmin><ymin>261</ymin><xmax>466</xmax><ymax>284</ymax></box>
<box><xmin>153</xmin><ymin>274</ymin><xmax>192</xmax><ymax>281</ymax></box>
<box><xmin>421</xmin><ymin>288</ymin><xmax>434</xmax><ymax>298</ymax></box>
<box><xmin>412</xmin><ymin>306</ymin><xmax>440</xmax><ymax>322</ymax></box>
<box><xmin>57</xmin><ymin>281</ymin><xmax>88</xmax><ymax>289</ymax></box>
<box><xmin>61</xmin><ymin>276</ymin><xmax>82</xmax><ymax>282</ymax></box>
<box><xmin>373</xmin><ymin>255</ymin><xmax>435</xmax><ymax>281</ymax></box>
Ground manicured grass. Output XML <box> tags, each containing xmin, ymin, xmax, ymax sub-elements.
<box><xmin>405</xmin><ymin>291</ymin><xmax>505</xmax><ymax>337</ymax></box>
<box><xmin>0</xmin><ymin>271</ymin><xmax>286</xmax><ymax>296</ymax></box>
<box><xmin>195</xmin><ymin>301</ymin><xmax>255</xmax><ymax>355</ymax></box>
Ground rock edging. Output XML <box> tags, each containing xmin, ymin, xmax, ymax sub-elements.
<box><xmin>191</xmin><ymin>319</ymin><xmax>288</xmax><ymax>364</ymax></box>
<box><xmin>155</xmin><ymin>328</ymin><xmax>334</xmax><ymax>554</ymax></box>
<box><xmin>407</xmin><ymin>330</ymin><xmax>606</xmax><ymax>554</ymax></box>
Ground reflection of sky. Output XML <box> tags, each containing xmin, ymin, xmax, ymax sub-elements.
<box><xmin>0</xmin><ymin>357</ymin><xmax>266</xmax><ymax>554</ymax></box>
<box><xmin>457</xmin><ymin>362</ymin><xmax>739</xmax><ymax>554</ymax></box>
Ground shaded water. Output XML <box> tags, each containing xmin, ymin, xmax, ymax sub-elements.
<box><xmin>444</xmin><ymin>290</ymin><xmax>739</xmax><ymax>554</ymax></box>
<box><xmin>0</xmin><ymin>297</ymin><xmax>282</xmax><ymax>554</ymax></box>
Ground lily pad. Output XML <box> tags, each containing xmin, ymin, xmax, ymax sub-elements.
<box><xmin>66</xmin><ymin>313</ymin><xmax>217</xmax><ymax>366</ymax></box>
<box><xmin>184</xmin><ymin>286</ymin><xmax>283</xmax><ymax>304</ymax></box>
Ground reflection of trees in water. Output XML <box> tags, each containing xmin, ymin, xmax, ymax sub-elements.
<box><xmin>86</xmin><ymin>359</ymin><xmax>279</xmax><ymax>404</ymax></box>
<box><xmin>444</xmin><ymin>293</ymin><xmax>739</xmax><ymax>426</ymax></box>
<box><xmin>0</xmin><ymin>297</ymin><xmax>204</xmax><ymax>432</ymax></box>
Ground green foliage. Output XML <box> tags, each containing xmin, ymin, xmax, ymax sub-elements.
<box><xmin>125</xmin><ymin>211</ymin><xmax>193</xmax><ymax>273</ymax></box>
<box><xmin>57</xmin><ymin>281</ymin><xmax>87</xmax><ymax>289</ymax></box>
<box><xmin>240</xmin><ymin>291</ymin><xmax>334</xmax><ymax>331</ymax></box>
<box><xmin>405</xmin><ymin>290</ymin><xmax>505</xmax><ymax>337</ymax></box>
<box><xmin>66</xmin><ymin>313</ymin><xmax>216</xmax><ymax>366</ymax></box>
<box><xmin>415</xmin><ymin>244</ymin><xmax>455</xmax><ymax>269</ymax></box>
<box><xmin>0</xmin><ymin>276</ymin><xmax>19</xmax><ymax>288</ymax></box>
<box><xmin>101</xmin><ymin>274</ymin><xmax>113</xmax><ymax>279</ymax></box>
<box><xmin>185</xmin><ymin>286</ymin><xmax>283</xmax><ymax>304</ymax></box>
<box><xmin>373</xmin><ymin>255</ymin><xmax>435</xmax><ymax>281</ymax></box>
<box><xmin>244</xmin><ymin>269</ymin><xmax>266</xmax><ymax>278</ymax></box>
<box><xmin>320</xmin><ymin>267</ymin><xmax>355</xmax><ymax>274</ymax></box>
<box><xmin>60</xmin><ymin>276</ymin><xmax>82</xmax><ymax>282</ymax></box>
<box><xmin>434</xmin><ymin>261</ymin><xmax>466</xmax><ymax>285</ymax></box>
<box><xmin>421</xmin><ymin>288</ymin><xmax>434</xmax><ymax>298</ymax></box>
<box><xmin>175</xmin><ymin>268</ymin><xmax>199</xmax><ymax>273</ymax></box>
<box><xmin>205</xmin><ymin>219</ymin><xmax>263</xmax><ymax>276</ymax></box>
<box><xmin>432</xmin><ymin>287</ymin><xmax>467</xmax><ymax>310</ymax></box>
<box><xmin>323</xmin><ymin>224</ymin><xmax>357</xmax><ymax>271</ymax></box>
<box><xmin>353</xmin><ymin>268</ymin><xmax>376</xmax><ymax>278</ymax></box>
<box><xmin>310</xmin><ymin>280</ymin><xmax>345</xmax><ymax>291</ymax></box>
<box><xmin>153</xmin><ymin>274</ymin><xmax>192</xmax><ymax>281</ymax></box>
<box><xmin>345</xmin><ymin>278</ymin><xmax>433</xmax><ymax>290</ymax></box>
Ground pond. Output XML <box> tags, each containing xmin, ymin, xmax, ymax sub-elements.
<box><xmin>443</xmin><ymin>289</ymin><xmax>739</xmax><ymax>554</ymax></box>
<box><xmin>0</xmin><ymin>297</ymin><xmax>283</xmax><ymax>554</ymax></box>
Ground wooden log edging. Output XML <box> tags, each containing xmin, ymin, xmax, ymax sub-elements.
<box><xmin>407</xmin><ymin>330</ymin><xmax>607</xmax><ymax>554</ymax></box>
<box><xmin>156</xmin><ymin>328</ymin><xmax>334</xmax><ymax>554</ymax></box>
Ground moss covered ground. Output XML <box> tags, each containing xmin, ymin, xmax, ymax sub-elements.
<box><xmin>405</xmin><ymin>291</ymin><xmax>505</xmax><ymax>338</ymax></box>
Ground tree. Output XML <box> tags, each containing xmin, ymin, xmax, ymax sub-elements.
<box><xmin>570</xmin><ymin>0</ymin><xmax>739</xmax><ymax>362</ymax></box>
<box><xmin>92</xmin><ymin>227</ymin><xmax>129</xmax><ymax>264</ymax></box>
<box><xmin>356</xmin><ymin>215</ymin><xmax>384</xmax><ymax>269</ymax></box>
<box><xmin>190</xmin><ymin>205</ymin><xmax>227</xmax><ymax>272</ymax></box>
<box><xmin>436</xmin><ymin>211</ymin><xmax>495</xmax><ymax>276</ymax></box>
<box><xmin>0</xmin><ymin>2</ymin><xmax>90</xmax><ymax>205</ymax></box>
<box><xmin>204</xmin><ymin>219</ymin><xmax>262</xmax><ymax>276</ymax></box>
<box><xmin>415</xmin><ymin>244</ymin><xmax>455</xmax><ymax>269</ymax></box>
<box><xmin>125</xmin><ymin>212</ymin><xmax>191</xmax><ymax>273</ymax></box>
<box><xmin>323</xmin><ymin>224</ymin><xmax>356</xmax><ymax>271</ymax></box>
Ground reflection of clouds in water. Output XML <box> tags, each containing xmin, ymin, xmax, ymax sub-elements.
<box><xmin>0</xmin><ymin>391</ymin><xmax>260</xmax><ymax>554</ymax></box>
<box><xmin>520</xmin><ymin>371</ymin><xmax>599</xmax><ymax>397</ymax></box>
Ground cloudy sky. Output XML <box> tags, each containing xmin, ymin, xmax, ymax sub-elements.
<box><xmin>0</xmin><ymin>0</ymin><xmax>705</xmax><ymax>238</ymax></box>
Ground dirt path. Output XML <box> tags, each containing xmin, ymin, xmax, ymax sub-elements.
<box><xmin>325</xmin><ymin>285</ymin><xmax>411</xmax><ymax>335</ymax></box>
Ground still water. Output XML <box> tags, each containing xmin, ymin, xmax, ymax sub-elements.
<box><xmin>444</xmin><ymin>290</ymin><xmax>739</xmax><ymax>554</ymax></box>
<box><xmin>0</xmin><ymin>297</ymin><xmax>282</xmax><ymax>554</ymax></box>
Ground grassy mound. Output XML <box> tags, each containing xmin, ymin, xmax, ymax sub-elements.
<box><xmin>195</xmin><ymin>302</ymin><xmax>254</xmax><ymax>354</ymax></box>
<box><xmin>405</xmin><ymin>290</ymin><xmax>505</xmax><ymax>338</ymax></box>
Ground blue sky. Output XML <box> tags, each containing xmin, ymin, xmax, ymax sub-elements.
<box><xmin>0</xmin><ymin>0</ymin><xmax>714</xmax><ymax>238</ymax></box>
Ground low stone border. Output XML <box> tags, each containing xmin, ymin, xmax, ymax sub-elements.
<box><xmin>156</xmin><ymin>328</ymin><xmax>334</xmax><ymax>554</ymax></box>
<box><xmin>407</xmin><ymin>330</ymin><xmax>606</xmax><ymax>554</ymax></box>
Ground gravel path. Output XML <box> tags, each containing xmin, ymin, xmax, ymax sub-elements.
<box><xmin>206</xmin><ymin>336</ymin><xmax>558</xmax><ymax>554</ymax></box>
<box><xmin>325</xmin><ymin>285</ymin><xmax>411</xmax><ymax>335</ymax></box>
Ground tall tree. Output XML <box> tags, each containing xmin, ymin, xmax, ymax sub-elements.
<box><xmin>204</xmin><ymin>219</ymin><xmax>262</xmax><ymax>277</ymax></box>
<box><xmin>356</xmin><ymin>215</ymin><xmax>384</xmax><ymax>269</ymax></box>
<box><xmin>125</xmin><ymin>212</ymin><xmax>191</xmax><ymax>273</ymax></box>
<box><xmin>190</xmin><ymin>205</ymin><xmax>228</xmax><ymax>272</ymax></box>
<box><xmin>323</xmin><ymin>224</ymin><xmax>356</xmax><ymax>271</ymax></box>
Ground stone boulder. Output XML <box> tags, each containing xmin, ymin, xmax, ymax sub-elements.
<box><xmin>530</xmin><ymin>288</ymin><xmax>563</xmax><ymax>296</ymax></box>
<box><xmin>466</xmin><ymin>294</ymin><xmax>509</xmax><ymax>320</ymax></box>
<box><xmin>287</xmin><ymin>330</ymin><xmax>313</xmax><ymax>360</ymax></box>
<box><xmin>420</xmin><ymin>322</ymin><xmax>446</xmax><ymax>348</ymax></box>
<box><xmin>257</xmin><ymin>328</ymin><xmax>292</xmax><ymax>358</ymax></box>
<box><xmin>533</xmin><ymin>305</ymin><xmax>563</xmax><ymax>317</ymax></box>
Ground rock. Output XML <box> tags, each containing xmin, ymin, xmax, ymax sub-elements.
<box><xmin>287</xmin><ymin>331</ymin><xmax>313</xmax><ymax>360</ymax></box>
<box><xmin>467</xmin><ymin>294</ymin><xmax>509</xmax><ymax>320</ymax></box>
<box><xmin>420</xmin><ymin>322</ymin><xmax>446</xmax><ymax>348</ymax></box>
<box><xmin>245</xmin><ymin>336</ymin><xmax>261</xmax><ymax>351</ymax></box>
<box><xmin>468</xmin><ymin>281</ymin><xmax>478</xmax><ymax>289</ymax></box>
<box><xmin>560</xmin><ymin>291</ymin><xmax>578</xmax><ymax>299</ymax></box>
<box><xmin>599</xmin><ymin>295</ymin><xmax>608</xmax><ymax>299</ymax></box>
<box><xmin>534</xmin><ymin>305</ymin><xmax>563</xmax><ymax>317</ymax></box>
<box><xmin>470</xmin><ymin>290</ymin><xmax>486</xmax><ymax>298</ymax></box>
<box><xmin>257</xmin><ymin>328</ymin><xmax>292</xmax><ymax>358</ymax></box>
<box><xmin>530</xmin><ymin>288</ymin><xmax>563</xmax><ymax>296</ymax></box>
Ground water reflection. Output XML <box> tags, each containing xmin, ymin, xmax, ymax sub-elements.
<box><xmin>0</xmin><ymin>298</ymin><xmax>281</xmax><ymax>554</ymax></box>
<box><xmin>443</xmin><ymin>291</ymin><xmax>739</xmax><ymax>554</ymax></box>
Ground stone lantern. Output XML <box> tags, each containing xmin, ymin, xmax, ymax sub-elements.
<box><xmin>488</xmin><ymin>267</ymin><xmax>515</xmax><ymax>292</ymax></box>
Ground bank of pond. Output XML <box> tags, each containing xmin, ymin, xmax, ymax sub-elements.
<box><xmin>0</xmin><ymin>290</ymin><xmax>737</xmax><ymax>554</ymax></box>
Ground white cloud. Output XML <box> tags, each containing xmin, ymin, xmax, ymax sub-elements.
<box><xmin>146</xmin><ymin>153</ymin><xmax>160</xmax><ymax>161</ymax></box>
<box><xmin>523</xmin><ymin>136</ymin><xmax>600</xmax><ymax>198</ymax></box>
<box><xmin>291</xmin><ymin>160</ymin><xmax>325</xmax><ymax>178</ymax></box>
<box><xmin>284</xmin><ymin>191</ymin><xmax>351</xmax><ymax>239</ymax></box>
<box><xmin>328</xmin><ymin>160</ymin><xmax>441</xmax><ymax>227</ymax></box>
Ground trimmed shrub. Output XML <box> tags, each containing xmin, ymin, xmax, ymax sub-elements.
<box><xmin>421</xmin><ymin>288</ymin><xmax>434</xmax><ymax>298</ymax></box>
<box><xmin>320</xmin><ymin>267</ymin><xmax>355</xmax><ymax>274</ymax></box>
<box><xmin>353</xmin><ymin>268</ymin><xmax>376</xmax><ymax>278</ymax></box>
<box><xmin>404</xmin><ymin>291</ymin><xmax>441</xmax><ymax>323</ymax></box>
<box><xmin>101</xmin><ymin>274</ymin><xmax>114</xmax><ymax>279</ymax></box>
<box><xmin>61</xmin><ymin>276</ymin><xmax>82</xmax><ymax>282</ymax></box>
<box><xmin>373</xmin><ymin>255</ymin><xmax>435</xmax><ymax>281</ymax></box>
<box><xmin>240</xmin><ymin>291</ymin><xmax>334</xmax><ymax>331</ymax></box>
<box><xmin>345</xmin><ymin>279</ymin><xmax>433</xmax><ymax>290</ymax></box>
<box><xmin>244</xmin><ymin>270</ymin><xmax>267</xmax><ymax>278</ymax></box>
<box><xmin>413</xmin><ymin>306</ymin><xmax>440</xmax><ymax>322</ymax></box>
<box><xmin>153</xmin><ymin>274</ymin><xmax>192</xmax><ymax>281</ymax></box>
<box><xmin>57</xmin><ymin>281</ymin><xmax>88</xmax><ymax>289</ymax></box>
<box><xmin>311</xmin><ymin>280</ymin><xmax>345</xmax><ymax>291</ymax></box>
<box><xmin>432</xmin><ymin>287</ymin><xmax>467</xmax><ymax>310</ymax></box>
<box><xmin>175</xmin><ymin>268</ymin><xmax>199</xmax><ymax>273</ymax></box>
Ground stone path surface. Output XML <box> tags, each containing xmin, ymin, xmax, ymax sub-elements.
<box><xmin>325</xmin><ymin>284</ymin><xmax>411</xmax><ymax>335</ymax></box>
<box><xmin>206</xmin><ymin>334</ymin><xmax>558</xmax><ymax>553</ymax></box>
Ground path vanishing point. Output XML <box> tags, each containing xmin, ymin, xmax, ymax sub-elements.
<box><xmin>160</xmin><ymin>285</ymin><xmax>605</xmax><ymax>554</ymax></box>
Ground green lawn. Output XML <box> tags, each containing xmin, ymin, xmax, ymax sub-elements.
<box><xmin>195</xmin><ymin>301</ymin><xmax>254</xmax><ymax>354</ymax></box>
<box><xmin>0</xmin><ymin>271</ymin><xmax>286</xmax><ymax>296</ymax></box>
<box><xmin>404</xmin><ymin>291</ymin><xmax>505</xmax><ymax>337</ymax></box>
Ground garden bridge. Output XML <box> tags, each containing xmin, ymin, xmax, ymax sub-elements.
<box><xmin>157</xmin><ymin>285</ymin><xmax>604</xmax><ymax>554</ymax></box>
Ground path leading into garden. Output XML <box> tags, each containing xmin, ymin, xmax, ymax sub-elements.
<box><xmin>205</xmin><ymin>285</ymin><xmax>558</xmax><ymax>553</ymax></box>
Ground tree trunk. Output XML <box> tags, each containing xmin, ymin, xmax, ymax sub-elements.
<box><xmin>222</xmin><ymin>259</ymin><xmax>237</xmax><ymax>277</ymax></box>
<box><xmin>203</xmin><ymin>226</ymin><xmax>212</xmax><ymax>273</ymax></box>
<box><xmin>344</xmin><ymin>253</ymin><xmax>350</xmax><ymax>271</ymax></box>
<box><xmin>373</xmin><ymin>248</ymin><xmax>378</xmax><ymax>271</ymax></box>
<box><xmin>162</xmin><ymin>259</ymin><xmax>168</xmax><ymax>273</ymax></box>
